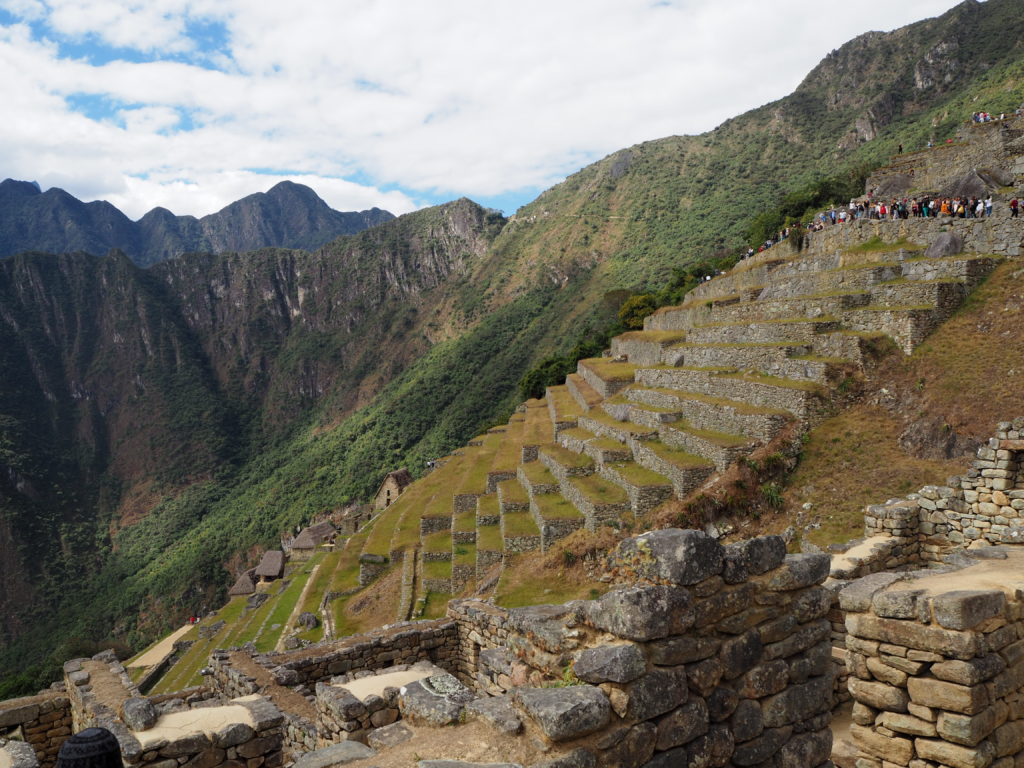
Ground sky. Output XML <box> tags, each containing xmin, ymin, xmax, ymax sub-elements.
<box><xmin>0</xmin><ymin>0</ymin><xmax>970</xmax><ymax>220</ymax></box>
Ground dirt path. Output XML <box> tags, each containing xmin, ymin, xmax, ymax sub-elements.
<box><xmin>275</xmin><ymin>563</ymin><xmax>320</xmax><ymax>651</ymax></box>
<box><xmin>127</xmin><ymin>624</ymin><xmax>193</xmax><ymax>668</ymax></box>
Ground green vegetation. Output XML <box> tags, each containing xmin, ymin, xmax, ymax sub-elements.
<box><xmin>5</xmin><ymin>0</ymin><xmax>1024</xmax><ymax>692</ymax></box>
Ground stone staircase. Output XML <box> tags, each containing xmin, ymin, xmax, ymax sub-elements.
<box><xmin>359</xmin><ymin>228</ymin><xmax>1008</xmax><ymax>611</ymax></box>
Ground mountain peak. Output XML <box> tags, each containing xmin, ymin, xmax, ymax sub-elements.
<box><xmin>0</xmin><ymin>179</ymin><xmax>42</xmax><ymax>198</ymax></box>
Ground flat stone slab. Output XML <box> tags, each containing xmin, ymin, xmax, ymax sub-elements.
<box><xmin>127</xmin><ymin>625</ymin><xmax>194</xmax><ymax>668</ymax></box>
<box><xmin>340</xmin><ymin>665</ymin><xmax>443</xmax><ymax>701</ymax></box>
<box><xmin>418</xmin><ymin>763</ymin><xmax>522</xmax><ymax>768</ymax></box>
<box><xmin>292</xmin><ymin>742</ymin><xmax>376</xmax><ymax>768</ymax></box>
<box><xmin>135</xmin><ymin>704</ymin><xmax>256</xmax><ymax>749</ymax></box>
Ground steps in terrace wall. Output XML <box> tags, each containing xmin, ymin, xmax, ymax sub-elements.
<box><xmin>566</xmin><ymin>373</ymin><xmax>603</xmax><ymax>412</ymax></box>
<box><xmin>497</xmin><ymin>478</ymin><xmax>529</xmax><ymax>514</ymax></box>
<box><xmin>501</xmin><ymin>508</ymin><xmax>542</xmax><ymax>554</ymax></box>
<box><xmin>598</xmin><ymin>462</ymin><xmax>675</xmax><ymax>516</ymax></box>
<box><xmin>562</xmin><ymin>474</ymin><xmax>631</xmax><ymax>529</ymax></box>
<box><xmin>557</xmin><ymin>427</ymin><xmax>633</xmax><ymax>464</ymax></box>
<box><xmin>634</xmin><ymin>367</ymin><xmax>827</xmax><ymax>421</ymax></box>
<box><xmin>623</xmin><ymin>387</ymin><xmax>790</xmax><ymax>442</ymax></box>
<box><xmin>546</xmin><ymin>385</ymin><xmax>582</xmax><ymax>433</ymax></box>
<box><xmin>686</xmin><ymin>319</ymin><xmax>842</xmax><ymax>345</ymax></box>
<box><xmin>529</xmin><ymin>491</ymin><xmax>586</xmax><ymax>550</ymax></box>
<box><xmin>663</xmin><ymin>343</ymin><xmax>840</xmax><ymax>383</ymax></box>
<box><xmin>610</xmin><ymin>330</ymin><xmax>688</xmax><ymax>366</ymax></box>
<box><xmin>628</xmin><ymin>439</ymin><xmax>716</xmax><ymax>497</ymax></box>
<box><xmin>475</xmin><ymin>521</ymin><xmax>503</xmax><ymax>576</ymax></box>
<box><xmin>576</xmin><ymin>358</ymin><xmax>637</xmax><ymax>398</ymax></box>
<box><xmin>701</xmin><ymin>292</ymin><xmax>872</xmax><ymax>325</ymax></box>
<box><xmin>539</xmin><ymin>442</ymin><xmax>596</xmax><ymax>480</ymax></box>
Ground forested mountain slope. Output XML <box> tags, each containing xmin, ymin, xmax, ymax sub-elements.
<box><xmin>2</xmin><ymin>0</ymin><xmax>1023</xmax><ymax>693</ymax></box>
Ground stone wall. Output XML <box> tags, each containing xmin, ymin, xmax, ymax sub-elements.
<box><xmin>448</xmin><ymin>529</ymin><xmax>836</xmax><ymax>767</ymax></box>
<box><xmin>0</xmin><ymin>694</ymin><xmax>71</xmax><ymax>768</ymax></box>
<box><xmin>210</xmin><ymin>620</ymin><xmax>460</xmax><ymax>694</ymax></box>
<box><xmin>60</xmin><ymin>651</ymin><xmax>286</xmax><ymax>768</ymax></box>
<box><xmin>838</xmin><ymin>421</ymin><xmax>1024</xmax><ymax>573</ymax></box>
<box><xmin>841</xmin><ymin>559</ymin><xmax>1024</xmax><ymax>768</ymax></box>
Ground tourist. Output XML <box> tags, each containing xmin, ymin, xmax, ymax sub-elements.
<box><xmin>985</xmin><ymin>196</ymin><xmax>993</xmax><ymax>217</ymax></box>
<box><xmin>1011</xmin><ymin>198</ymin><xmax>1019</xmax><ymax>218</ymax></box>
<box><xmin>56</xmin><ymin>728</ymin><xmax>122</xmax><ymax>768</ymax></box>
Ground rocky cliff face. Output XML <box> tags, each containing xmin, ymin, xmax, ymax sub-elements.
<box><xmin>0</xmin><ymin>179</ymin><xmax>394</xmax><ymax>267</ymax></box>
<box><xmin>0</xmin><ymin>199</ymin><xmax>500</xmax><ymax>684</ymax></box>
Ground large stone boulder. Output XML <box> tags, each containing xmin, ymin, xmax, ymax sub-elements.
<box><xmin>399</xmin><ymin>673</ymin><xmax>476</xmax><ymax>727</ymax></box>
<box><xmin>513</xmin><ymin>686</ymin><xmax>610</xmax><ymax>742</ymax></box>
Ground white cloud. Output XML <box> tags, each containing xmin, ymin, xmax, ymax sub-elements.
<box><xmin>0</xmin><ymin>0</ymin><xmax>971</xmax><ymax>218</ymax></box>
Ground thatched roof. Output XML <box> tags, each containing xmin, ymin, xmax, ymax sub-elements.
<box><xmin>293</xmin><ymin>521</ymin><xmax>336</xmax><ymax>550</ymax></box>
<box><xmin>255</xmin><ymin>550</ymin><xmax>285</xmax><ymax>579</ymax></box>
<box><xmin>228</xmin><ymin>570</ymin><xmax>256</xmax><ymax>596</ymax></box>
<box><xmin>386</xmin><ymin>468</ymin><xmax>414</xmax><ymax>490</ymax></box>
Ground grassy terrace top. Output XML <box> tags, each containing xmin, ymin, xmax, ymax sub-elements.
<box><xmin>533</xmin><ymin>492</ymin><xmax>584</xmax><ymax>519</ymax></box>
<box><xmin>502</xmin><ymin>508</ymin><xmax>541</xmax><ymax>537</ymax></box>
<box><xmin>579</xmin><ymin>358</ymin><xmax>638</xmax><ymax>381</ymax></box>
<box><xmin>615</xmin><ymin>330</ymin><xmax>688</xmax><ymax>343</ymax></box>
<box><xmin>520</xmin><ymin>460</ymin><xmax>558</xmax><ymax>486</ymax></box>
<box><xmin>492</xmin><ymin>417</ymin><xmax>528</xmax><ymax>473</ymax></box>
<box><xmin>669</xmin><ymin>419</ymin><xmax>750</xmax><ymax>447</ymax></box>
<box><xmin>541</xmin><ymin>442</ymin><xmax>595</xmax><ymax>470</ymax></box>
<box><xmin>643</xmin><ymin>439</ymin><xmax>714</xmax><ymax>469</ymax></box>
<box><xmin>606</xmin><ymin>461</ymin><xmax>671</xmax><ymax>487</ymax></box>
<box><xmin>455</xmin><ymin>450</ymin><xmax>496</xmax><ymax>496</ymax></box>
<box><xmin>476</xmin><ymin>521</ymin><xmax>503</xmax><ymax>551</ymax></box>
<box><xmin>583</xmin><ymin>408</ymin><xmax>657</xmax><ymax>436</ymax></box>
<box><xmin>422</xmin><ymin>530</ymin><xmax>452</xmax><ymax>554</ymax></box>
<box><xmin>718</xmin><ymin>370</ymin><xmax>827</xmax><ymax>393</ymax></box>
<box><xmin>497</xmin><ymin>478</ymin><xmax>528</xmax><ymax>504</ymax></box>
<box><xmin>477</xmin><ymin>493</ymin><xmax>500</xmax><ymax>517</ymax></box>
<box><xmin>547</xmin><ymin>385</ymin><xmax>583</xmax><ymax>422</ymax></box>
<box><xmin>569</xmin><ymin>474</ymin><xmax>628</xmax><ymax>504</ymax></box>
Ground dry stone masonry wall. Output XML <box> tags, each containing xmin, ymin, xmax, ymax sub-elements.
<box><xmin>841</xmin><ymin>553</ymin><xmax>1024</xmax><ymax>768</ymax></box>
<box><xmin>0</xmin><ymin>694</ymin><xmax>72</xmax><ymax>768</ymax></box>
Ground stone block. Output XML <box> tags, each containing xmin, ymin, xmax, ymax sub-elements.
<box><xmin>937</xmin><ymin>706</ymin><xmax>1002</xmax><ymax>747</ymax></box>
<box><xmin>722</xmin><ymin>536</ymin><xmax>787</xmax><ymax>583</ymax></box>
<box><xmin>866</xmin><ymin>656</ymin><xmax>908</xmax><ymax>687</ymax></box>
<box><xmin>584</xmin><ymin>586</ymin><xmax>692</xmax><ymax>641</ymax></box>
<box><xmin>624</xmin><ymin>669</ymin><xmax>687</xmax><ymax>721</ymax></box>
<box><xmin>597</xmin><ymin>721</ymin><xmax>655</xmax><ymax>768</ymax></box>
<box><xmin>992</xmin><ymin>719</ymin><xmax>1024</xmax><ymax>758</ymax></box>
<box><xmin>719</xmin><ymin>631</ymin><xmax>764</xmax><ymax>681</ymax></box>
<box><xmin>761</xmin><ymin>674</ymin><xmax>832</xmax><ymax>728</ymax></box>
<box><xmin>613</xmin><ymin>529</ymin><xmax>724</xmax><ymax>585</ymax></box>
<box><xmin>872</xmin><ymin>590</ymin><xmax>925</xmax><ymax>620</ymax></box>
<box><xmin>513</xmin><ymin>686</ymin><xmax>609</xmax><ymax>742</ymax></box>
<box><xmin>914</xmin><ymin>737</ymin><xmax>996</xmax><ymax>768</ymax></box>
<box><xmin>529</xmin><ymin>749</ymin><xmax>595</xmax><ymax>768</ymax></box>
<box><xmin>907</xmin><ymin>677</ymin><xmax>989</xmax><ymax>715</ymax></box>
<box><xmin>848</xmin><ymin>678</ymin><xmax>909</xmax><ymax>712</ymax></box>
<box><xmin>655</xmin><ymin>699</ymin><xmax>709</xmax><ymax>751</ymax></box>
<box><xmin>932</xmin><ymin>655</ymin><xmax>1006</xmax><ymax>686</ymax></box>
<box><xmin>292</xmin><ymin>743</ymin><xmax>375</xmax><ymax>768</ymax></box>
<box><xmin>878</xmin><ymin>712</ymin><xmax>936</xmax><ymax>738</ymax></box>
<box><xmin>465</xmin><ymin>696</ymin><xmax>521</xmax><ymax>735</ymax></box>
<box><xmin>647</xmin><ymin>636</ymin><xmax>719</xmax><ymax>666</ymax></box>
<box><xmin>730</xmin><ymin>699</ymin><xmax>763</xmax><ymax>743</ymax></box>
<box><xmin>737</xmin><ymin>660</ymin><xmax>789</xmax><ymax>699</ymax></box>
<box><xmin>850</xmin><ymin>723</ymin><xmax>913</xmax><ymax>765</ymax></box>
<box><xmin>573</xmin><ymin>644</ymin><xmax>645</xmax><ymax>684</ymax></box>
<box><xmin>931</xmin><ymin>590</ymin><xmax>1006</xmax><ymax>630</ymax></box>
<box><xmin>764</xmin><ymin>554</ymin><xmax>830</xmax><ymax>591</ymax></box>
<box><xmin>731</xmin><ymin>725</ymin><xmax>792</xmax><ymax>766</ymax></box>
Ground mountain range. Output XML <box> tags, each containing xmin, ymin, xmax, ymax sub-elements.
<box><xmin>1</xmin><ymin>0</ymin><xmax>1023</xmax><ymax>694</ymax></box>
<box><xmin>0</xmin><ymin>179</ymin><xmax>394</xmax><ymax>266</ymax></box>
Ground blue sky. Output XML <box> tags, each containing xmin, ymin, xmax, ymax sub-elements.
<box><xmin>0</xmin><ymin>0</ymin><xmax>968</xmax><ymax>219</ymax></box>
